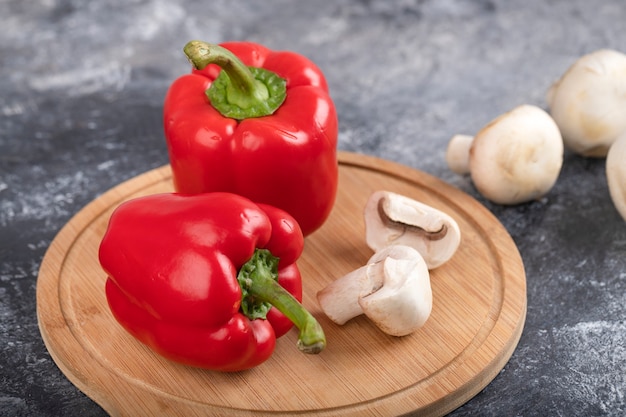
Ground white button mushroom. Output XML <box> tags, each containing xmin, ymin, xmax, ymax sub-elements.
<box><xmin>606</xmin><ymin>132</ymin><xmax>626</xmax><ymax>222</ymax></box>
<box><xmin>363</xmin><ymin>190</ymin><xmax>461</xmax><ymax>269</ymax></box>
<box><xmin>445</xmin><ymin>104</ymin><xmax>564</xmax><ymax>205</ymax></box>
<box><xmin>316</xmin><ymin>245</ymin><xmax>432</xmax><ymax>337</ymax></box>
<box><xmin>546</xmin><ymin>49</ymin><xmax>626</xmax><ymax>157</ymax></box>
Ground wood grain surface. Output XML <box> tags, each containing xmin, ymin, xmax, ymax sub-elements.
<box><xmin>36</xmin><ymin>151</ymin><xmax>526</xmax><ymax>417</ymax></box>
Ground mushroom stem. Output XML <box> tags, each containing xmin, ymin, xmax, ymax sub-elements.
<box><xmin>316</xmin><ymin>263</ymin><xmax>384</xmax><ymax>325</ymax></box>
<box><xmin>446</xmin><ymin>134</ymin><xmax>474</xmax><ymax>175</ymax></box>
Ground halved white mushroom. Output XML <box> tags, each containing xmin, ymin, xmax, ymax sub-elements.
<box><xmin>316</xmin><ymin>245</ymin><xmax>432</xmax><ymax>336</ymax></box>
<box><xmin>364</xmin><ymin>190</ymin><xmax>461</xmax><ymax>269</ymax></box>
<box><xmin>606</xmin><ymin>132</ymin><xmax>626</xmax><ymax>222</ymax></box>
<box><xmin>446</xmin><ymin>104</ymin><xmax>564</xmax><ymax>205</ymax></box>
<box><xmin>547</xmin><ymin>49</ymin><xmax>626</xmax><ymax>157</ymax></box>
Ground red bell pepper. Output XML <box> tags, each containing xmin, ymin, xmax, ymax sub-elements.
<box><xmin>98</xmin><ymin>192</ymin><xmax>325</xmax><ymax>372</ymax></box>
<box><xmin>163</xmin><ymin>40</ymin><xmax>338</xmax><ymax>236</ymax></box>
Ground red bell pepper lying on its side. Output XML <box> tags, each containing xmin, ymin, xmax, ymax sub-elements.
<box><xmin>163</xmin><ymin>40</ymin><xmax>338</xmax><ymax>236</ymax></box>
<box><xmin>98</xmin><ymin>192</ymin><xmax>325</xmax><ymax>372</ymax></box>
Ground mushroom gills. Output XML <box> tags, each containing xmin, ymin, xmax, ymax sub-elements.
<box><xmin>365</xmin><ymin>190</ymin><xmax>461</xmax><ymax>269</ymax></box>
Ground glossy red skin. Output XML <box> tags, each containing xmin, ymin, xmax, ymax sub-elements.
<box><xmin>163</xmin><ymin>41</ymin><xmax>338</xmax><ymax>236</ymax></box>
<box><xmin>98</xmin><ymin>192</ymin><xmax>304</xmax><ymax>372</ymax></box>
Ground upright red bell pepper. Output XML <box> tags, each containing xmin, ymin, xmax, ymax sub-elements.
<box><xmin>163</xmin><ymin>40</ymin><xmax>338</xmax><ymax>236</ymax></box>
<box><xmin>98</xmin><ymin>192</ymin><xmax>325</xmax><ymax>372</ymax></box>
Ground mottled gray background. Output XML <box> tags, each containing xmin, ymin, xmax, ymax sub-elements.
<box><xmin>1</xmin><ymin>0</ymin><xmax>625</xmax><ymax>416</ymax></box>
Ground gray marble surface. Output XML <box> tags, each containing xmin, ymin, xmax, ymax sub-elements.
<box><xmin>1</xmin><ymin>0</ymin><xmax>625</xmax><ymax>416</ymax></box>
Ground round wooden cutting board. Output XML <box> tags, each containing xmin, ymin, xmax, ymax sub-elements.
<box><xmin>37</xmin><ymin>151</ymin><xmax>526</xmax><ymax>417</ymax></box>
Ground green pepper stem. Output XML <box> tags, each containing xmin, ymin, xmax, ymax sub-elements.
<box><xmin>183</xmin><ymin>41</ymin><xmax>287</xmax><ymax>120</ymax></box>
<box><xmin>238</xmin><ymin>249</ymin><xmax>326</xmax><ymax>354</ymax></box>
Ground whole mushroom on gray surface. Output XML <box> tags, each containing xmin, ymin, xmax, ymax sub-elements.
<box><xmin>446</xmin><ymin>104</ymin><xmax>564</xmax><ymax>205</ymax></box>
<box><xmin>546</xmin><ymin>48</ymin><xmax>626</xmax><ymax>157</ymax></box>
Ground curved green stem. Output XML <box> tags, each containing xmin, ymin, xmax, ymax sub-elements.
<box><xmin>183</xmin><ymin>40</ymin><xmax>286</xmax><ymax>120</ymax></box>
<box><xmin>238</xmin><ymin>249</ymin><xmax>326</xmax><ymax>354</ymax></box>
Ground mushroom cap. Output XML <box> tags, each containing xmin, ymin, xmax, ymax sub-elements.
<box><xmin>469</xmin><ymin>104</ymin><xmax>564</xmax><ymax>205</ymax></box>
<box><xmin>606</xmin><ymin>132</ymin><xmax>626</xmax><ymax>222</ymax></box>
<box><xmin>358</xmin><ymin>245</ymin><xmax>432</xmax><ymax>336</ymax></box>
<box><xmin>364</xmin><ymin>190</ymin><xmax>461</xmax><ymax>269</ymax></box>
<box><xmin>546</xmin><ymin>49</ymin><xmax>626</xmax><ymax>157</ymax></box>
